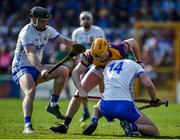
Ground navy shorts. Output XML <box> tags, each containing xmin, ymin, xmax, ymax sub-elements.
<box><xmin>12</xmin><ymin>66</ymin><xmax>40</xmax><ymax>86</ymax></box>
<box><xmin>99</xmin><ymin>99</ymin><xmax>141</xmax><ymax>123</ymax></box>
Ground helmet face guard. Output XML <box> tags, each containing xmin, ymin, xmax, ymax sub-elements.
<box><xmin>91</xmin><ymin>38</ymin><xmax>109</xmax><ymax>58</ymax></box>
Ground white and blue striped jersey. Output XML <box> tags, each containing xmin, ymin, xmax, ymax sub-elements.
<box><xmin>102</xmin><ymin>59</ymin><xmax>144</xmax><ymax>101</ymax></box>
<box><xmin>12</xmin><ymin>23</ymin><xmax>59</xmax><ymax>71</ymax></box>
<box><xmin>72</xmin><ymin>25</ymin><xmax>105</xmax><ymax>49</ymax></box>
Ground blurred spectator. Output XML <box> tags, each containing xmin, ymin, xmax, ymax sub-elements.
<box><xmin>96</xmin><ymin>8</ymin><xmax>110</xmax><ymax>28</ymax></box>
<box><xmin>141</xmin><ymin>28</ymin><xmax>174</xmax><ymax>82</ymax></box>
<box><xmin>135</xmin><ymin>0</ymin><xmax>153</xmax><ymax>21</ymax></box>
<box><xmin>0</xmin><ymin>44</ymin><xmax>12</xmax><ymax>74</ymax></box>
<box><xmin>143</xmin><ymin>35</ymin><xmax>173</xmax><ymax>67</ymax></box>
<box><xmin>0</xmin><ymin>0</ymin><xmax>179</xmax><ymax>76</ymax></box>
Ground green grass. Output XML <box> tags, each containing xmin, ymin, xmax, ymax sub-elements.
<box><xmin>0</xmin><ymin>99</ymin><xmax>180</xmax><ymax>139</ymax></box>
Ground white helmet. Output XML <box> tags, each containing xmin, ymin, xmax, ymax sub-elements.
<box><xmin>79</xmin><ymin>11</ymin><xmax>93</xmax><ymax>26</ymax></box>
<box><xmin>80</xmin><ymin>11</ymin><xmax>93</xmax><ymax>20</ymax></box>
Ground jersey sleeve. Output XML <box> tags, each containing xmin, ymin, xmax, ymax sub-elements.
<box><xmin>20</xmin><ymin>30</ymin><xmax>34</xmax><ymax>46</ymax></box>
<box><xmin>47</xmin><ymin>26</ymin><xmax>60</xmax><ymax>39</ymax></box>
<box><xmin>71</xmin><ymin>30</ymin><xmax>77</xmax><ymax>41</ymax></box>
<box><xmin>110</xmin><ymin>42</ymin><xmax>128</xmax><ymax>57</ymax></box>
<box><xmin>136</xmin><ymin>63</ymin><xmax>145</xmax><ymax>76</ymax></box>
<box><xmin>80</xmin><ymin>50</ymin><xmax>93</xmax><ymax>67</ymax></box>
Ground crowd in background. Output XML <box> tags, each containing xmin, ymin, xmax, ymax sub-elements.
<box><xmin>0</xmin><ymin>0</ymin><xmax>179</xmax><ymax>74</ymax></box>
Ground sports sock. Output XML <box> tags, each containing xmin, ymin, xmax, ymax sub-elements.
<box><xmin>24</xmin><ymin>116</ymin><xmax>31</xmax><ymax>127</ymax></box>
<box><xmin>83</xmin><ymin>107</ymin><xmax>89</xmax><ymax>116</ymax></box>
<box><xmin>91</xmin><ymin>116</ymin><xmax>98</xmax><ymax>124</ymax></box>
<box><xmin>64</xmin><ymin>117</ymin><xmax>72</xmax><ymax>126</ymax></box>
<box><xmin>50</xmin><ymin>95</ymin><xmax>59</xmax><ymax>107</ymax></box>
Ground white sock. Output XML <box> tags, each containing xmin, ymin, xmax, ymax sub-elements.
<box><xmin>25</xmin><ymin>123</ymin><xmax>31</xmax><ymax>127</ymax></box>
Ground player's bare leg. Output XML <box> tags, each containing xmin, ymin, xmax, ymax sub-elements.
<box><xmin>37</xmin><ymin>65</ymin><xmax>69</xmax><ymax>93</ymax></box>
<box><xmin>120</xmin><ymin>112</ymin><xmax>159</xmax><ymax>137</ymax></box>
<box><xmin>50</xmin><ymin>71</ymin><xmax>102</xmax><ymax>133</ymax></box>
<box><xmin>135</xmin><ymin>113</ymin><xmax>159</xmax><ymax>136</ymax></box>
<box><xmin>67</xmin><ymin>70</ymin><xmax>102</xmax><ymax>118</ymax></box>
<box><xmin>97</xmin><ymin>80</ymin><xmax>104</xmax><ymax>93</ymax></box>
<box><xmin>20</xmin><ymin>74</ymin><xmax>36</xmax><ymax>119</ymax></box>
<box><xmin>80</xmin><ymin>70</ymin><xmax>104</xmax><ymax>122</ymax></box>
<box><xmin>19</xmin><ymin>74</ymin><xmax>36</xmax><ymax>133</ymax></box>
<box><xmin>19</xmin><ymin>65</ymin><xmax>69</xmax><ymax>133</ymax></box>
<box><xmin>83</xmin><ymin>102</ymin><xmax>102</xmax><ymax>135</ymax></box>
<box><xmin>37</xmin><ymin>65</ymin><xmax>70</xmax><ymax>119</ymax></box>
<box><xmin>79</xmin><ymin>73</ymin><xmax>90</xmax><ymax>122</ymax></box>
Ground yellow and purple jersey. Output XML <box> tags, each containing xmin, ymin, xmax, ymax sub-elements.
<box><xmin>81</xmin><ymin>42</ymin><xmax>128</xmax><ymax>68</ymax></box>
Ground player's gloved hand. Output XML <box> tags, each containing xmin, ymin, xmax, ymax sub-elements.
<box><xmin>149</xmin><ymin>98</ymin><xmax>161</xmax><ymax>107</ymax></box>
<box><xmin>41</xmin><ymin>69</ymin><xmax>48</xmax><ymax>79</ymax></box>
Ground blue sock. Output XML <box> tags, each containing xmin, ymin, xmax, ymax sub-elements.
<box><xmin>91</xmin><ymin>116</ymin><xmax>98</xmax><ymax>124</ymax></box>
<box><xmin>83</xmin><ymin>107</ymin><xmax>89</xmax><ymax>116</ymax></box>
<box><xmin>50</xmin><ymin>95</ymin><xmax>59</xmax><ymax>102</ymax></box>
<box><xmin>131</xmin><ymin>123</ymin><xmax>138</xmax><ymax>132</ymax></box>
<box><xmin>24</xmin><ymin>116</ymin><xmax>31</xmax><ymax>126</ymax></box>
<box><xmin>50</xmin><ymin>95</ymin><xmax>59</xmax><ymax>103</ymax></box>
<box><xmin>50</xmin><ymin>95</ymin><xmax>59</xmax><ymax>107</ymax></box>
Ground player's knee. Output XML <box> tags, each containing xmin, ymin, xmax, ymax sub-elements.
<box><xmin>24</xmin><ymin>87</ymin><xmax>36</xmax><ymax>99</ymax></box>
<box><xmin>93</xmin><ymin>104</ymin><xmax>99</xmax><ymax>110</ymax></box>
<box><xmin>64</xmin><ymin>67</ymin><xmax>70</xmax><ymax>76</ymax></box>
<box><xmin>58</xmin><ymin>66</ymin><xmax>70</xmax><ymax>77</ymax></box>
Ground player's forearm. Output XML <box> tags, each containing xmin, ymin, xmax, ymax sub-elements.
<box><xmin>57</xmin><ymin>36</ymin><xmax>74</xmax><ymax>50</ymax></box>
<box><xmin>144</xmin><ymin>80</ymin><xmax>157</xmax><ymax>100</ymax></box>
<box><xmin>130</xmin><ymin>38</ymin><xmax>141</xmax><ymax>62</ymax></box>
<box><xmin>146</xmin><ymin>85</ymin><xmax>157</xmax><ymax>101</ymax></box>
<box><xmin>140</xmin><ymin>74</ymin><xmax>157</xmax><ymax>100</ymax></box>
<box><xmin>27</xmin><ymin>53</ymin><xmax>44</xmax><ymax>72</ymax></box>
<box><xmin>124</xmin><ymin>38</ymin><xmax>141</xmax><ymax>62</ymax></box>
<box><xmin>64</xmin><ymin>37</ymin><xmax>74</xmax><ymax>47</ymax></box>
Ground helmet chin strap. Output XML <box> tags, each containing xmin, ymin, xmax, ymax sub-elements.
<box><xmin>31</xmin><ymin>18</ymin><xmax>47</xmax><ymax>31</ymax></box>
<box><xmin>35</xmin><ymin>18</ymin><xmax>39</xmax><ymax>27</ymax></box>
<box><xmin>31</xmin><ymin>18</ymin><xmax>39</xmax><ymax>27</ymax></box>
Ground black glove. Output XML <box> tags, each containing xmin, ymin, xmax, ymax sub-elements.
<box><xmin>149</xmin><ymin>98</ymin><xmax>161</xmax><ymax>107</ymax></box>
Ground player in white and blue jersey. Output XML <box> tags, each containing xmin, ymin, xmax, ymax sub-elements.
<box><xmin>72</xmin><ymin>11</ymin><xmax>105</xmax><ymax>49</ymax></box>
<box><xmin>83</xmin><ymin>59</ymin><xmax>161</xmax><ymax>137</ymax></box>
<box><xmin>72</xmin><ymin>11</ymin><xmax>105</xmax><ymax>122</ymax></box>
<box><xmin>11</xmin><ymin>6</ymin><xmax>74</xmax><ymax>134</ymax></box>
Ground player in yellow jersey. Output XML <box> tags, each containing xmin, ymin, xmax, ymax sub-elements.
<box><xmin>50</xmin><ymin>37</ymin><xmax>142</xmax><ymax>133</ymax></box>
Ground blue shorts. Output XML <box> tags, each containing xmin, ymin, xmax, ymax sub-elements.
<box><xmin>99</xmin><ymin>99</ymin><xmax>141</xmax><ymax>123</ymax></box>
<box><xmin>12</xmin><ymin>66</ymin><xmax>40</xmax><ymax>86</ymax></box>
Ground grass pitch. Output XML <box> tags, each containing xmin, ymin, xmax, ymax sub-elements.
<box><xmin>0</xmin><ymin>99</ymin><xmax>180</xmax><ymax>139</ymax></box>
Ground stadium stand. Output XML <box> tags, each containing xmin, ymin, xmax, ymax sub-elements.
<box><xmin>0</xmin><ymin>0</ymin><xmax>179</xmax><ymax>99</ymax></box>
